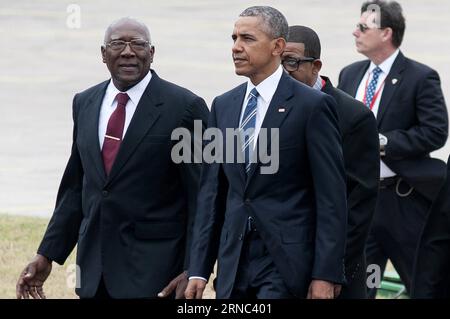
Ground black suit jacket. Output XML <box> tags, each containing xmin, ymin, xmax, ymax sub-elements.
<box><xmin>37</xmin><ymin>70</ymin><xmax>209</xmax><ymax>298</ymax></box>
<box><xmin>321</xmin><ymin>76</ymin><xmax>380</xmax><ymax>298</ymax></box>
<box><xmin>189</xmin><ymin>71</ymin><xmax>348</xmax><ymax>298</ymax></box>
<box><xmin>338</xmin><ymin>51</ymin><xmax>448</xmax><ymax>201</ymax></box>
<box><xmin>412</xmin><ymin>154</ymin><xmax>450</xmax><ymax>298</ymax></box>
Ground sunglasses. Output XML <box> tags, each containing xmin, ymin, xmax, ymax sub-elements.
<box><xmin>356</xmin><ymin>23</ymin><xmax>370</xmax><ymax>33</ymax></box>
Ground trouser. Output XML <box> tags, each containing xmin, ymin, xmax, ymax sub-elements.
<box><xmin>366</xmin><ymin>177</ymin><xmax>430</xmax><ymax>298</ymax></box>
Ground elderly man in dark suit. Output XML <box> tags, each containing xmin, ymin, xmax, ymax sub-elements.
<box><xmin>16</xmin><ymin>17</ymin><xmax>209</xmax><ymax>299</ymax></box>
<box><xmin>283</xmin><ymin>25</ymin><xmax>380</xmax><ymax>299</ymax></box>
<box><xmin>185</xmin><ymin>6</ymin><xmax>347</xmax><ymax>299</ymax></box>
<box><xmin>338</xmin><ymin>0</ymin><xmax>448</xmax><ymax>298</ymax></box>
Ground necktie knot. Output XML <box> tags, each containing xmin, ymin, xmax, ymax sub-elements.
<box><xmin>373</xmin><ymin>66</ymin><xmax>382</xmax><ymax>77</ymax></box>
<box><xmin>249</xmin><ymin>88</ymin><xmax>259</xmax><ymax>99</ymax></box>
<box><xmin>116</xmin><ymin>92</ymin><xmax>129</xmax><ymax>107</ymax></box>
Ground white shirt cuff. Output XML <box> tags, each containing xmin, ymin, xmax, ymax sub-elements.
<box><xmin>189</xmin><ymin>276</ymin><xmax>208</xmax><ymax>282</ymax></box>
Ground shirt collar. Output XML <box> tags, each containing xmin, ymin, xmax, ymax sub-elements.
<box><xmin>368</xmin><ymin>48</ymin><xmax>400</xmax><ymax>75</ymax></box>
<box><xmin>245</xmin><ymin>65</ymin><xmax>284</xmax><ymax>103</ymax></box>
<box><xmin>104</xmin><ymin>70</ymin><xmax>152</xmax><ymax>107</ymax></box>
<box><xmin>312</xmin><ymin>74</ymin><xmax>323</xmax><ymax>91</ymax></box>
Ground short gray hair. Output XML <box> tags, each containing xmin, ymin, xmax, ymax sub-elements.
<box><xmin>239</xmin><ymin>6</ymin><xmax>288</xmax><ymax>40</ymax></box>
<box><xmin>104</xmin><ymin>17</ymin><xmax>151</xmax><ymax>44</ymax></box>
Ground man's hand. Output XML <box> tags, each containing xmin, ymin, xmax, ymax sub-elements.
<box><xmin>334</xmin><ymin>284</ymin><xmax>342</xmax><ymax>298</ymax></box>
<box><xmin>16</xmin><ymin>254</ymin><xmax>52</xmax><ymax>299</ymax></box>
<box><xmin>184</xmin><ymin>278</ymin><xmax>207</xmax><ymax>299</ymax></box>
<box><xmin>307</xmin><ymin>280</ymin><xmax>338</xmax><ymax>299</ymax></box>
<box><xmin>158</xmin><ymin>271</ymin><xmax>188</xmax><ymax>299</ymax></box>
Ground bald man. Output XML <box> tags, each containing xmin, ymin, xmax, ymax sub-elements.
<box><xmin>16</xmin><ymin>17</ymin><xmax>209</xmax><ymax>299</ymax></box>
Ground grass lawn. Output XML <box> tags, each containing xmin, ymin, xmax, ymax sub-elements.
<box><xmin>0</xmin><ymin>214</ymin><xmax>215</xmax><ymax>299</ymax></box>
<box><xmin>0</xmin><ymin>214</ymin><xmax>77</xmax><ymax>299</ymax></box>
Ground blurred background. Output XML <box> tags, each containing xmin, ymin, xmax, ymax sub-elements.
<box><xmin>0</xmin><ymin>0</ymin><xmax>449</xmax><ymax>298</ymax></box>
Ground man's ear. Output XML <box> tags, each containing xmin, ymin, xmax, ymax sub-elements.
<box><xmin>312</xmin><ymin>59</ymin><xmax>323</xmax><ymax>75</ymax></box>
<box><xmin>149</xmin><ymin>45</ymin><xmax>155</xmax><ymax>63</ymax></box>
<box><xmin>273</xmin><ymin>38</ymin><xmax>286</xmax><ymax>56</ymax></box>
<box><xmin>382</xmin><ymin>27</ymin><xmax>393</xmax><ymax>43</ymax></box>
<box><xmin>101</xmin><ymin>46</ymin><xmax>106</xmax><ymax>63</ymax></box>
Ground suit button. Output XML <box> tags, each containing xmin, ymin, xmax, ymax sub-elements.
<box><xmin>244</xmin><ymin>199</ymin><xmax>251</xmax><ymax>204</ymax></box>
<box><xmin>239</xmin><ymin>234</ymin><xmax>244</xmax><ymax>241</ymax></box>
<box><xmin>102</xmin><ymin>190</ymin><xmax>109</xmax><ymax>197</ymax></box>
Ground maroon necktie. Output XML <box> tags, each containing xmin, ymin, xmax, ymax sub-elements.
<box><xmin>102</xmin><ymin>92</ymin><xmax>129</xmax><ymax>175</ymax></box>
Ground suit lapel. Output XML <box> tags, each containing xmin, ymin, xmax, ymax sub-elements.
<box><xmin>376</xmin><ymin>52</ymin><xmax>406</xmax><ymax>126</ymax></box>
<box><xmin>245</xmin><ymin>73</ymin><xmax>293</xmax><ymax>187</ymax></box>
<box><xmin>105</xmin><ymin>72</ymin><xmax>163</xmax><ymax>186</ymax></box>
<box><xmin>350</xmin><ymin>61</ymin><xmax>370</xmax><ymax>97</ymax></box>
<box><xmin>228</xmin><ymin>84</ymin><xmax>247</xmax><ymax>185</ymax></box>
<box><xmin>85</xmin><ymin>81</ymin><xmax>109</xmax><ymax>182</ymax></box>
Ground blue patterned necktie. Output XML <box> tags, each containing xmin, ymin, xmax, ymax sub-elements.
<box><xmin>365</xmin><ymin>66</ymin><xmax>382</xmax><ymax>108</ymax></box>
<box><xmin>240</xmin><ymin>88</ymin><xmax>259</xmax><ymax>174</ymax></box>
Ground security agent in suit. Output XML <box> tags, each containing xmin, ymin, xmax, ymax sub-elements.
<box><xmin>338</xmin><ymin>0</ymin><xmax>448</xmax><ymax>298</ymax></box>
<box><xmin>185</xmin><ymin>6</ymin><xmax>347</xmax><ymax>299</ymax></box>
<box><xmin>412</xmin><ymin>154</ymin><xmax>450</xmax><ymax>299</ymax></box>
<box><xmin>283</xmin><ymin>25</ymin><xmax>380</xmax><ymax>299</ymax></box>
<box><xmin>16</xmin><ymin>18</ymin><xmax>209</xmax><ymax>299</ymax></box>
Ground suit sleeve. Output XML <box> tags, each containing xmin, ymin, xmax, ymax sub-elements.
<box><xmin>343</xmin><ymin>111</ymin><xmax>380</xmax><ymax>265</ymax></box>
<box><xmin>384</xmin><ymin>69</ymin><xmax>448</xmax><ymax>160</ymax></box>
<box><xmin>37</xmin><ymin>95</ymin><xmax>84</xmax><ymax>265</ymax></box>
<box><xmin>177</xmin><ymin>96</ymin><xmax>210</xmax><ymax>270</ymax></box>
<box><xmin>188</xmin><ymin>99</ymin><xmax>228</xmax><ymax>280</ymax></box>
<box><xmin>306</xmin><ymin>95</ymin><xmax>348</xmax><ymax>284</ymax></box>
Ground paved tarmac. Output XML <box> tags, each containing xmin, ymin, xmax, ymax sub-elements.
<box><xmin>1</xmin><ymin>0</ymin><xmax>449</xmax><ymax>217</ymax></box>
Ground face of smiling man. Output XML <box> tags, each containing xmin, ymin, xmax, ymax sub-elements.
<box><xmin>231</xmin><ymin>16</ymin><xmax>285</xmax><ymax>86</ymax></box>
<box><xmin>101</xmin><ymin>19</ymin><xmax>154</xmax><ymax>91</ymax></box>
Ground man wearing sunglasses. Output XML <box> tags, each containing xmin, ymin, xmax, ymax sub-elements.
<box><xmin>338</xmin><ymin>0</ymin><xmax>448</xmax><ymax>298</ymax></box>
<box><xmin>283</xmin><ymin>25</ymin><xmax>380</xmax><ymax>299</ymax></box>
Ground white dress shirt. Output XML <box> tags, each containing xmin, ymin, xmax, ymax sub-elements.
<box><xmin>239</xmin><ymin>65</ymin><xmax>284</xmax><ymax>149</ymax></box>
<box><xmin>355</xmin><ymin>49</ymin><xmax>400</xmax><ymax>178</ymax></box>
<box><xmin>98</xmin><ymin>70</ymin><xmax>152</xmax><ymax>149</ymax></box>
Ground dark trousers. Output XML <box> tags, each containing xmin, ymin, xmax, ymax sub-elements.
<box><xmin>79</xmin><ymin>276</ymin><xmax>111</xmax><ymax>299</ymax></box>
<box><xmin>339</xmin><ymin>257</ymin><xmax>367</xmax><ymax>299</ymax></box>
<box><xmin>230</xmin><ymin>228</ymin><xmax>294</xmax><ymax>299</ymax></box>
<box><xmin>366</xmin><ymin>179</ymin><xmax>430</xmax><ymax>298</ymax></box>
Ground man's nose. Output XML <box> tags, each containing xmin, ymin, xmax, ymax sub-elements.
<box><xmin>232</xmin><ymin>40</ymin><xmax>242</xmax><ymax>53</ymax></box>
<box><xmin>121</xmin><ymin>43</ymin><xmax>136</xmax><ymax>56</ymax></box>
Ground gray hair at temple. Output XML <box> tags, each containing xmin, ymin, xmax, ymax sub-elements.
<box><xmin>239</xmin><ymin>6</ymin><xmax>289</xmax><ymax>40</ymax></box>
<box><xmin>104</xmin><ymin>17</ymin><xmax>151</xmax><ymax>44</ymax></box>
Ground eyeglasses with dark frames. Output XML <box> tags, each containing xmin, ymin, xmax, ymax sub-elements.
<box><xmin>282</xmin><ymin>57</ymin><xmax>316</xmax><ymax>72</ymax></box>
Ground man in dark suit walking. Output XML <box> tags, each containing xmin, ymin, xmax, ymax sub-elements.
<box><xmin>16</xmin><ymin>17</ymin><xmax>209</xmax><ymax>299</ymax></box>
<box><xmin>412</xmin><ymin>154</ymin><xmax>450</xmax><ymax>299</ymax></box>
<box><xmin>338</xmin><ymin>0</ymin><xmax>448</xmax><ymax>297</ymax></box>
<box><xmin>185</xmin><ymin>6</ymin><xmax>347</xmax><ymax>299</ymax></box>
<box><xmin>283</xmin><ymin>25</ymin><xmax>380</xmax><ymax>299</ymax></box>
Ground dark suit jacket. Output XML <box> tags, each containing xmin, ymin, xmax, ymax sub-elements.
<box><xmin>338</xmin><ymin>51</ymin><xmax>448</xmax><ymax>201</ymax></box>
<box><xmin>37</xmin><ymin>70</ymin><xmax>209</xmax><ymax>298</ymax></box>
<box><xmin>189</xmin><ymin>71</ymin><xmax>348</xmax><ymax>298</ymax></box>
<box><xmin>321</xmin><ymin>76</ymin><xmax>380</xmax><ymax>298</ymax></box>
<box><xmin>412</xmin><ymin>154</ymin><xmax>450</xmax><ymax>298</ymax></box>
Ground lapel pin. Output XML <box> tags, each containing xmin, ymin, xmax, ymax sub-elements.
<box><xmin>278</xmin><ymin>107</ymin><xmax>286</xmax><ymax>113</ymax></box>
<box><xmin>392</xmin><ymin>78</ymin><xmax>398</xmax><ymax>85</ymax></box>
